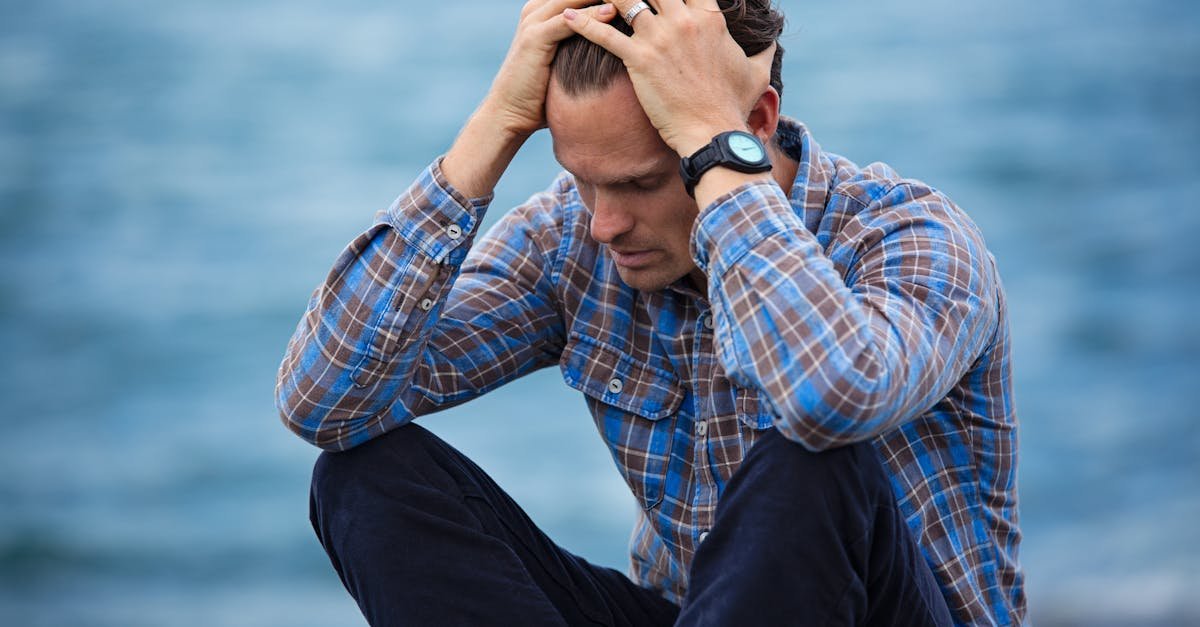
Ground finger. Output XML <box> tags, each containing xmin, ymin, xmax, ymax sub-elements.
<box><xmin>541</xmin><ymin>3</ymin><xmax>617</xmax><ymax>41</ymax></box>
<box><xmin>602</xmin><ymin>0</ymin><xmax>654</xmax><ymax>28</ymax></box>
<box><xmin>653</xmin><ymin>0</ymin><xmax>684</xmax><ymax>15</ymax></box>
<box><xmin>527</xmin><ymin>0</ymin><xmax>606</xmax><ymax>22</ymax></box>
<box><xmin>563</xmin><ymin>6</ymin><xmax>638</xmax><ymax>58</ymax></box>
<box><xmin>751</xmin><ymin>42</ymin><xmax>777</xmax><ymax>69</ymax></box>
<box><xmin>621</xmin><ymin>1</ymin><xmax>655</xmax><ymax>27</ymax></box>
<box><xmin>687</xmin><ymin>0</ymin><xmax>719</xmax><ymax>12</ymax></box>
<box><xmin>636</xmin><ymin>0</ymin><xmax>668</xmax><ymax>17</ymax></box>
<box><xmin>750</xmin><ymin>41</ymin><xmax>776</xmax><ymax>85</ymax></box>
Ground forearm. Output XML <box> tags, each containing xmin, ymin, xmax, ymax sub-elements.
<box><xmin>441</xmin><ymin>102</ymin><xmax>530</xmax><ymax>199</ymax></box>
<box><xmin>275</xmin><ymin>162</ymin><xmax>491</xmax><ymax>451</ymax></box>
<box><xmin>695</xmin><ymin>182</ymin><xmax>997</xmax><ymax>450</ymax></box>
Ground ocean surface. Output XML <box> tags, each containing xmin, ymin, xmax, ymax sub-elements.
<box><xmin>1</xmin><ymin>0</ymin><xmax>1197</xmax><ymax>624</ymax></box>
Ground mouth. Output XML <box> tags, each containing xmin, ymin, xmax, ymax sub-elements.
<box><xmin>610</xmin><ymin>248</ymin><xmax>658</xmax><ymax>269</ymax></box>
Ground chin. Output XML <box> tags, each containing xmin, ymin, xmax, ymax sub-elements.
<box><xmin>615</xmin><ymin>266</ymin><xmax>684</xmax><ymax>293</ymax></box>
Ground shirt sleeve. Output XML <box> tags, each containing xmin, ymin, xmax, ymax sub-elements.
<box><xmin>275</xmin><ymin>159</ymin><xmax>567</xmax><ymax>451</ymax></box>
<box><xmin>692</xmin><ymin>179</ymin><xmax>999</xmax><ymax>451</ymax></box>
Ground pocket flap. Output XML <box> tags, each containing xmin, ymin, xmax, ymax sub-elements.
<box><xmin>560</xmin><ymin>334</ymin><xmax>684</xmax><ymax>420</ymax></box>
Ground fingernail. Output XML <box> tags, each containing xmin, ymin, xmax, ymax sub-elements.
<box><xmin>598</xmin><ymin>4</ymin><xmax>615</xmax><ymax>15</ymax></box>
<box><xmin>563</xmin><ymin>8</ymin><xmax>578</xmax><ymax>20</ymax></box>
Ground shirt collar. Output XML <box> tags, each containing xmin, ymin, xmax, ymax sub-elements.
<box><xmin>774</xmin><ymin>117</ymin><xmax>834</xmax><ymax>236</ymax></box>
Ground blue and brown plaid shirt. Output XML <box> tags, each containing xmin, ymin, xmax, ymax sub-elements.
<box><xmin>276</xmin><ymin>118</ymin><xmax>1025</xmax><ymax>625</ymax></box>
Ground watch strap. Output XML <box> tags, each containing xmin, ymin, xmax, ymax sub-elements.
<box><xmin>678</xmin><ymin>131</ymin><xmax>772</xmax><ymax>197</ymax></box>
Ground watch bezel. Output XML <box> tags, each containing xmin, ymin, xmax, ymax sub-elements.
<box><xmin>719</xmin><ymin>131</ymin><xmax>771</xmax><ymax>168</ymax></box>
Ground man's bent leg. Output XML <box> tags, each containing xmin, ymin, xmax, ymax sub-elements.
<box><xmin>309</xmin><ymin>422</ymin><xmax>680</xmax><ymax>627</ymax></box>
<box><xmin>676</xmin><ymin>429</ymin><xmax>953</xmax><ymax>626</ymax></box>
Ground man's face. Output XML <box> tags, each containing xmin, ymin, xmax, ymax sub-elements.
<box><xmin>546</xmin><ymin>74</ymin><xmax>702</xmax><ymax>292</ymax></box>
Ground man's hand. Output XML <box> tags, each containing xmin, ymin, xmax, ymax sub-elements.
<box><xmin>563</xmin><ymin>0</ymin><xmax>775</xmax><ymax>157</ymax></box>
<box><xmin>442</xmin><ymin>1</ymin><xmax>617</xmax><ymax>197</ymax></box>
<box><xmin>486</xmin><ymin>0</ymin><xmax>618</xmax><ymax>137</ymax></box>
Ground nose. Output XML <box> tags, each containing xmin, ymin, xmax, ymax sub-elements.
<box><xmin>588</xmin><ymin>189</ymin><xmax>635</xmax><ymax>245</ymax></box>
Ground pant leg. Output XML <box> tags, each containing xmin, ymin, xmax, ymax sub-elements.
<box><xmin>675</xmin><ymin>428</ymin><xmax>953</xmax><ymax>627</ymax></box>
<box><xmin>309</xmin><ymin>422</ymin><xmax>680</xmax><ymax>627</ymax></box>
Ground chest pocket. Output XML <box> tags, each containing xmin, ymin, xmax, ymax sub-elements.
<box><xmin>735</xmin><ymin>386</ymin><xmax>777</xmax><ymax>430</ymax></box>
<box><xmin>560</xmin><ymin>334</ymin><xmax>684</xmax><ymax>510</ymax></box>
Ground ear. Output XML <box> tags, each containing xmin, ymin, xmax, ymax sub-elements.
<box><xmin>745</xmin><ymin>87</ymin><xmax>781</xmax><ymax>145</ymax></box>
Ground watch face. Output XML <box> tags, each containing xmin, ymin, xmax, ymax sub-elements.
<box><xmin>726</xmin><ymin>132</ymin><xmax>766</xmax><ymax>163</ymax></box>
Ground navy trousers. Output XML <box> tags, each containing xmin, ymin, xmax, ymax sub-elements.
<box><xmin>309</xmin><ymin>423</ymin><xmax>953</xmax><ymax>626</ymax></box>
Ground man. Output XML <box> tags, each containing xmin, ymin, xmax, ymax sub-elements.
<box><xmin>276</xmin><ymin>0</ymin><xmax>1025</xmax><ymax>624</ymax></box>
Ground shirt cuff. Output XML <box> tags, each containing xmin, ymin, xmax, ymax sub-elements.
<box><xmin>375</xmin><ymin>157</ymin><xmax>495</xmax><ymax>265</ymax></box>
<box><xmin>690</xmin><ymin>180</ymin><xmax>807</xmax><ymax>277</ymax></box>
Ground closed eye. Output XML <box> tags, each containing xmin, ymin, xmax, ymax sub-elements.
<box><xmin>630</xmin><ymin>174</ymin><xmax>669</xmax><ymax>192</ymax></box>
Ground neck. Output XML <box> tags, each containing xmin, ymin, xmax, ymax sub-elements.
<box><xmin>770</xmin><ymin>143</ymin><xmax>799</xmax><ymax>197</ymax></box>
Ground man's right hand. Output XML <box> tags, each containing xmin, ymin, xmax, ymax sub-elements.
<box><xmin>442</xmin><ymin>1</ymin><xmax>616</xmax><ymax>198</ymax></box>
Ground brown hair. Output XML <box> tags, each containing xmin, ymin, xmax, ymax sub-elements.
<box><xmin>551</xmin><ymin>0</ymin><xmax>785</xmax><ymax>98</ymax></box>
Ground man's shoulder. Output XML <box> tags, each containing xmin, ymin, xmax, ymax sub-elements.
<box><xmin>825</xmin><ymin>157</ymin><xmax>932</xmax><ymax>212</ymax></box>
<box><xmin>777</xmin><ymin>120</ymin><xmax>965</xmax><ymax>235</ymax></box>
<box><xmin>822</xmin><ymin>157</ymin><xmax>981</xmax><ymax>239</ymax></box>
<box><xmin>804</xmin><ymin>150</ymin><xmax>994</xmax><ymax>281</ymax></box>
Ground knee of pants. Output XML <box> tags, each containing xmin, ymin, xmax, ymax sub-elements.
<box><xmin>735</xmin><ymin>429</ymin><xmax>892</xmax><ymax>507</ymax></box>
<box><xmin>310</xmin><ymin>422</ymin><xmax>452</xmax><ymax>508</ymax></box>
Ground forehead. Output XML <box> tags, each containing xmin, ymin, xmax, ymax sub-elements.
<box><xmin>546</xmin><ymin>76</ymin><xmax>677</xmax><ymax>184</ymax></box>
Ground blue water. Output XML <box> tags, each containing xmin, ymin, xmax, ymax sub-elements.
<box><xmin>1</xmin><ymin>0</ymin><xmax>1197</xmax><ymax>624</ymax></box>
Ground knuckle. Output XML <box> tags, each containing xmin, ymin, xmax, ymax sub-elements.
<box><xmin>677</xmin><ymin>16</ymin><xmax>701</xmax><ymax>35</ymax></box>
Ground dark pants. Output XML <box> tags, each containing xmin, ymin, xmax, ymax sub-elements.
<box><xmin>309</xmin><ymin>423</ymin><xmax>953</xmax><ymax>626</ymax></box>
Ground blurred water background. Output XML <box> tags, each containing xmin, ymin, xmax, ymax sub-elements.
<box><xmin>1</xmin><ymin>0</ymin><xmax>1197</xmax><ymax>624</ymax></box>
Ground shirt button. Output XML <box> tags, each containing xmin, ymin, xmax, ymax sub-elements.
<box><xmin>699</xmin><ymin>531</ymin><xmax>710</xmax><ymax>543</ymax></box>
<box><xmin>418</xmin><ymin>298</ymin><xmax>434</xmax><ymax>311</ymax></box>
<box><xmin>607</xmin><ymin>378</ymin><xmax>623</xmax><ymax>394</ymax></box>
<box><xmin>446</xmin><ymin>224</ymin><xmax>463</xmax><ymax>240</ymax></box>
<box><xmin>702</xmin><ymin>313</ymin><xmax>714</xmax><ymax>330</ymax></box>
<box><xmin>696</xmin><ymin>421</ymin><xmax>707</xmax><ymax>437</ymax></box>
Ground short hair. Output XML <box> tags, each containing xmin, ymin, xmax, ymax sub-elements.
<box><xmin>551</xmin><ymin>0</ymin><xmax>785</xmax><ymax>99</ymax></box>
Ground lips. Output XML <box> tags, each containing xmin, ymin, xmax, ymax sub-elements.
<box><xmin>610</xmin><ymin>248</ymin><xmax>658</xmax><ymax>268</ymax></box>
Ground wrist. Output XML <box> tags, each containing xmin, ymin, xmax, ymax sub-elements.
<box><xmin>476</xmin><ymin>95</ymin><xmax>540</xmax><ymax>144</ymax></box>
<box><xmin>672</xmin><ymin>120</ymin><xmax>748</xmax><ymax>158</ymax></box>
<box><xmin>679</xmin><ymin>130</ymin><xmax>772</xmax><ymax>198</ymax></box>
<box><xmin>443</xmin><ymin>108</ymin><xmax>530</xmax><ymax>198</ymax></box>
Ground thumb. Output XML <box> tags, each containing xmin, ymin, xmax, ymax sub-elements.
<box><xmin>750</xmin><ymin>42</ymin><xmax>777</xmax><ymax>85</ymax></box>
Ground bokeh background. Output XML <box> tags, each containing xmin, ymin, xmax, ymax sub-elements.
<box><xmin>2</xmin><ymin>0</ymin><xmax>1197</xmax><ymax>624</ymax></box>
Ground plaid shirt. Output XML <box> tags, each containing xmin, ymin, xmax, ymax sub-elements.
<box><xmin>276</xmin><ymin>118</ymin><xmax>1024</xmax><ymax>625</ymax></box>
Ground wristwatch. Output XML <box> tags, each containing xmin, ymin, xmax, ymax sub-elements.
<box><xmin>678</xmin><ymin>131</ymin><xmax>772</xmax><ymax>197</ymax></box>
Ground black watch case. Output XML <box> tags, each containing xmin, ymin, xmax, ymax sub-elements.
<box><xmin>679</xmin><ymin>131</ymin><xmax>772</xmax><ymax>197</ymax></box>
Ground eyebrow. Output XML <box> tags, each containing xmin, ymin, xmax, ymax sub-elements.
<box><xmin>554</xmin><ymin>150</ymin><xmax>674</xmax><ymax>186</ymax></box>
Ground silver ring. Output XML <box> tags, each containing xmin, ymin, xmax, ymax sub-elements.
<box><xmin>624</xmin><ymin>1</ymin><xmax>651</xmax><ymax>24</ymax></box>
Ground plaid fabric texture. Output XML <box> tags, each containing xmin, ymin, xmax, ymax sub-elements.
<box><xmin>276</xmin><ymin>119</ymin><xmax>1024</xmax><ymax>625</ymax></box>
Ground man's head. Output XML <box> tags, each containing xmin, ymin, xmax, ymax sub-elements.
<box><xmin>552</xmin><ymin>0</ymin><xmax>786</xmax><ymax>99</ymax></box>
<box><xmin>546</xmin><ymin>0</ymin><xmax>786</xmax><ymax>292</ymax></box>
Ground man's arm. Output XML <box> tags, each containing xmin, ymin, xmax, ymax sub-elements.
<box><xmin>693</xmin><ymin>179</ymin><xmax>1000</xmax><ymax>450</ymax></box>
<box><xmin>275</xmin><ymin>166</ymin><xmax>573</xmax><ymax>451</ymax></box>
<box><xmin>442</xmin><ymin>0</ymin><xmax>618</xmax><ymax>197</ymax></box>
<box><xmin>275</xmin><ymin>0</ymin><xmax>617</xmax><ymax>451</ymax></box>
<box><xmin>566</xmin><ymin>0</ymin><xmax>999</xmax><ymax>449</ymax></box>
